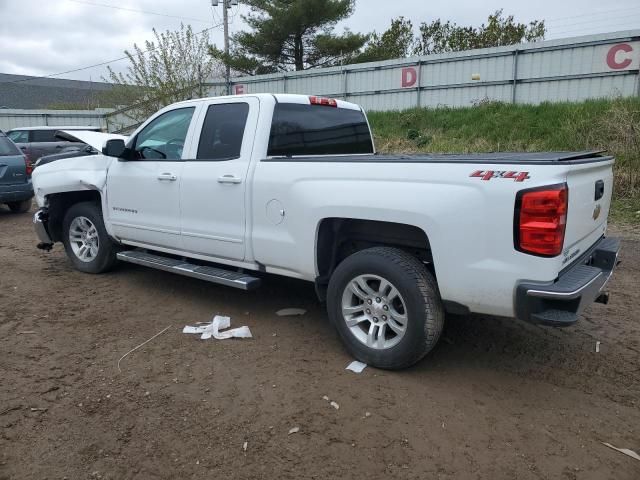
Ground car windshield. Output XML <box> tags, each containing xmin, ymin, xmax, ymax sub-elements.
<box><xmin>0</xmin><ymin>134</ymin><xmax>21</xmax><ymax>156</ymax></box>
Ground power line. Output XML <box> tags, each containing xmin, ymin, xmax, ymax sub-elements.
<box><xmin>544</xmin><ymin>5</ymin><xmax>640</xmax><ymax>24</ymax></box>
<box><xmin>67</xmin><ymin>0</ymin><xmax>211</xmax><ymax>24</ymax></box>
<box><xmin>545</xmin><ymin>15</ymin><xmax>640</xmax><ymax>36</ymax></box>
<box><xmin>545</xmin><ymin>12</ymin><xmax>640</xmax><ymax>31</ymax></box>
<box><xmin>546</xmin><ymin>23</ymin><xmax>640</xmax><ymax>38</ymax></box>
<box><xmin>1</xmin><ymin>23</ymin><xmax>224</xmax><ymax>85</ymax></box>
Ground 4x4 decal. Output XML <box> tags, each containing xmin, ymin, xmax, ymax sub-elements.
<box><xmin>470</xmin><ymin>170</ymin><xmax>530</xmax><ymax>182</ymax></box>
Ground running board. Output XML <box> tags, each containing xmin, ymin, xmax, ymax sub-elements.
<box><xmin>117</xmin><ymin>250</ymin><xmax>261</xmax><ymax>290</ymax></box>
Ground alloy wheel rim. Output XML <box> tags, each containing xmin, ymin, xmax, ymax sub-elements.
<box><xmin>68</xmin><ymin>216</ymin><xmax>99</xmax><ymax>263</ymax></box>
<box><xmin>341</xmin><ymin>274</ymin><xmax>408</xmax><ymax>350</ymax></box>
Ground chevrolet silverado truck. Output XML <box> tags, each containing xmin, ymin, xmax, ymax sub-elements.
<box><xmin>31</xmin><ymin>94</ymin><xmax>620</xmax><ymax>368</ymax></box>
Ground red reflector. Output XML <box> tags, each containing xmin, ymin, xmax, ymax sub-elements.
<box><xmin>309</xmin><ymin>96</ymin><xmax>337</xmax><ymax>107</ymax></box>
<box><xmin>515</xmin><ymin>185</ymin><xmax>568</xmax><ymax>257</ymax></box>
<box><xmin>23</xmin><ymin>154</ymin><xmax>33</xmax><ymax>176</ymax></box>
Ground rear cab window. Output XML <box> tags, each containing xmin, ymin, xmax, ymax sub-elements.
<box><xmin>0</xmin><ymin>133</ymin><xmax>21</xmax><ymax>156</ymax></box>
<box><xmin>268</xmin><ymin>103</ymin><xmax>374</xmax><ymax>157</ymax></box>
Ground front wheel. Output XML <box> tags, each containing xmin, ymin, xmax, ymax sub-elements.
<box><xmin>327</xmin><ymin>247</ymin><xmax>444</xmax><ymax>369</ymax></box>
<box><xmin>62</xmin><ymin>202</ymin><xmax>117</xmax><ymax>274</ymax></box>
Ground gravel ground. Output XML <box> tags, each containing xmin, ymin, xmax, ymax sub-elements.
<box><xmin>1</xmin><ymin>204</ymin><xmax>639</xmax><ymax>480</ymax></box>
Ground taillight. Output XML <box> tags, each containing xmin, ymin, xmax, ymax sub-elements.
<box><xmin>515</xmin><ymin>184</ymin><xmax>568</xmax><ymax>257</ymax></box>
<box><xmin>23</xmin><ymin>154</ymin><xmax>33</xmax><ymax>176</ymax></box>
<box><xmin>309</xmin><ymin>96</ymin><xmax>337</xmax><ymax>107</ymax></box>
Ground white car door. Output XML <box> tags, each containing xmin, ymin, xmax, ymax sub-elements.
<box><xmin>180</xmin><ymin>97</ymin><xmax>259</xmax><ymax>260</ymax></box>
<box><xmin>106</xmin><ymin>106</ymin><xmax>198</xmax><ymax>250</ymax></box>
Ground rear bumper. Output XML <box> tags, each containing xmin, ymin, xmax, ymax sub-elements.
<box><xmin>0</xmin><ymin>181</ymin><xmax>34</xmax><ymax>203</ymax></box>
<box><xmin>33</xmin><ymin>208</ymin><xmax>54</xmax><ymax>249</ymax></box>
<box><xmin>515</xmin><ymin>236</ymin><xmax>620</xmax><ymax>326</ymax></box>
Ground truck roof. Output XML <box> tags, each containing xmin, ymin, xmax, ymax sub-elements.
<box><xmin>174</xmin><ymin>93</ymin><xmax>362</xmax><ymax>111</ymax></box>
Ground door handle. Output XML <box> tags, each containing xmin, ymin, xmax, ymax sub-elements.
<box><xmin>217</xmin><ymin>175</ymin><xmax>242</xmax><ymax>184</ymax></box>
<box><xmin>157</xmin><ymin>173</ymin><xmax>177</xmax><ymax>181</ymax></box>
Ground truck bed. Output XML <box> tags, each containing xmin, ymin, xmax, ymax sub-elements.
<box><xmin>265</xmin><ymin>151</ymin><xmax>612</xmax><ymax>165</ymax></box>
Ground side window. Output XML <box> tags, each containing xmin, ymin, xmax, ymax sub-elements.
<box><xmin>133</xmin><ymin>107</ymin><xmax>195</xmax><ymax>160</ymax></box>
<box><xmin>8</xmin><ymin>130</ymin><xmax>29</xmax><ymax>143</ymax></box>
<box><xmin>31</xmin><ymin>130</ymin><xmax>58</xmax><ymax>142</ymax></box>
<box><xmin>196</xmin><ymin>103</ymin><xmax>249</xmax><ymax>160</ymax></box>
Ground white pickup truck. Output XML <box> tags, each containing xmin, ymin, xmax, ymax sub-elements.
<box><xmin>32</xmin><ymin>94</ymin><xmax>620</xmax><ymax>368</ymax></box>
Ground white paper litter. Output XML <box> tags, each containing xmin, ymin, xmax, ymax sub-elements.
<box><xmin>183</xmin><ymin>316</ymin><xmax>252</xmax><ymax>340</ymax></box>
<box><xmin>330</xmin><ymin>401</ymin><xmax>340</xmax><ymax>410</ymax></box>
<box><xmin>602</xmin><ymin>443</ymin><xmax>640</xmax><ymax>461</ymax></box>
<box><xmin>288</xmin><ymin>427</ymin><xmax>299</xmax><ymax>435</ymax></box>
<box><xmin>595</xmin><ymin>341</ymin><xmax>601</xmax><ymax>353</ymax></box>
<box><xmin>346</xmin><ymin>360</ymin><xmax>367</xmax><ymax>373</ymax></box>
<box><xmin>276</xmin><ymin>308</ymin><xmax>307</xmax><ymax>317</ymax></box>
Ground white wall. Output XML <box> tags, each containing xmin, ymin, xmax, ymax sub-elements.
<box><xmin>205</xmin><ymin>29</ymin><xmax>640</xmax><ymax>111</ymax></box>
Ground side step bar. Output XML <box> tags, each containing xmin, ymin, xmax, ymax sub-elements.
<box><xmin>117</xmin><ymin>250</ymin><xmax>261</xmax><ymax>290</ymax></box>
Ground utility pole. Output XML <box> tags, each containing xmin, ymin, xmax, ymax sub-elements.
<box><xmin>212</xmin><ymin>0</ymin><xmax>237</xmax><ymax>95</ymax></box>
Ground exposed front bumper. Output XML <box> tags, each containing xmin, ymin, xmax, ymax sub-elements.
<box><xmin>33</xmin><ymin>208</ymin><xmax>54</xmax><ymax>249</ymax></box>
<box><xmin>515</xmin><ymin>236</ymin><xmax>620</xmax><ymax>326</ymax></box>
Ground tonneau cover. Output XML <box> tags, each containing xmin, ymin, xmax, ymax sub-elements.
<box><xmin>265</xmin><ymin>151</ymin><xmax>612</xmax><ymax>164</ymax></box>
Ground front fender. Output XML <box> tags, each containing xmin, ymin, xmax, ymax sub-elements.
<box><xmin>32</xmin><ymin>155</ymin><xmax>113</xmax><ymax>207</ymax></box>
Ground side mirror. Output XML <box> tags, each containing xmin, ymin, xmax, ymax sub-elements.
<box><xmin>102</xmin><ymin>139</ymin><xmax>127</xmax><ymax>158</ymax></box>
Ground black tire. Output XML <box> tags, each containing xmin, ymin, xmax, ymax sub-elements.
<box><xmin>61</xmin><ymin>201</ymin><xmax>117</xmax><ymax>274</ymax></box>
<box><xmin>7</xmin><ymin>198</ymin><xmax>32</xmax><ymax>214</ymax></box>
<box><xmin>327</xmin><ymin>246</ymin><xmax>444</xmax><ymax>369</ymax></box>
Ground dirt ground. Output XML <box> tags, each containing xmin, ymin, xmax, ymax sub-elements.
<box><xmin>1</xmin><ymin>203</ymin><xmax>639</xmax><ymax>480</ymax></box>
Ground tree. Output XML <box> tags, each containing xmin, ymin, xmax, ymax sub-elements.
<box><xmin>210</xmin><ymin>0</ymin><xmax>368</xmax><ymax>75</ymax></box>
<box><xmin>351</xmin><ymin>17</ymin><xmax>415</xmax><ymax>63</ymax></box>
<box><xmin>414</xmin><ymin>10</ymin><xmax>545</xmax><ymax>56</ymax></box>
<box><xmin>102</xmin><ymin>24</ymin><xmax>222</xmax><ymax>123</ymax></box>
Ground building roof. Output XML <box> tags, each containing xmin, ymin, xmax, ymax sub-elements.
<box><xmin>0</xmin><ymin>73</ymin><xmax>114</xmax><ymax>109</ymax></box>
<box><xmin>7</xmin><ymin>125</ymin><xmax>102</xmax><ymax>132</ymax></box>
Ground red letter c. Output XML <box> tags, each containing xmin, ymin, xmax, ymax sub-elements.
<box><xmin>607</xmin><ymin>43</ymin><xmax>633</xmax><ymax>70</ymax></box>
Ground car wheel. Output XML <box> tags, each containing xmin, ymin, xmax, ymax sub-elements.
<box><xmin>7</xmin><ymin>198</ymin><xmax>32</xmax><ymax>214</ymax></box>
<box><xmin>327</xmin><ymin>246</ymin><xmax>444</xmax><ymax>369</ymax></box>
<box><xmin>62</xmin><ymin>201</ymin><xmax>117</xmax><ymax>274</ymax></box>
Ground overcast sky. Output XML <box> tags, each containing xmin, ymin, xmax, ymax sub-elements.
<box><xmin>1</xmin><ymin>0</ymin><xmax>639</xmax><ymax>82</ymax></box>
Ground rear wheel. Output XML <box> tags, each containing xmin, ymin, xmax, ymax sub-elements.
<box><xmin>7</xmin><ymin>198</ymin><xmax>32</xmax><ymax>213</ymax></box>
<box><xmin>327</xmin><ymin>247</ymin><xmax>444</xmax><ymax>369</ymax></box>
<box><xmin>62</xmin><ymin>202</ymin><xmax>117</xmax><ymax>274</ymax></box>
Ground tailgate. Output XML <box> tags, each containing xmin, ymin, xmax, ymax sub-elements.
<box><xmin>563</xmin><ymin>158</ymin><xmax>614</xmax><ymax>260</ymax></box>
<box><xmin>0</xmin><ymin>154</ymin><xmax>28</xmax><ymax>186</ymax></box>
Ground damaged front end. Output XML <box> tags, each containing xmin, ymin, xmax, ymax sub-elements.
<box><xmin>33</xmin><ymin>209</ymin><xmax>54</xmax><ymax>251</ymax></box>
